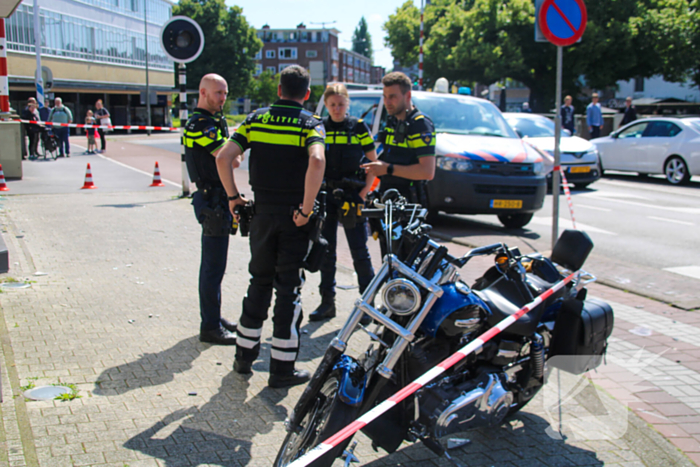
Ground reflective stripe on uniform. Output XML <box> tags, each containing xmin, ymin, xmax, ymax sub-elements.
<box><xmin>272</xmin><ymin>337</ymin><xmax>299</xmax><ymax>349</ymax></box>
<box><xmin>236</xmin><ymin>336</ymin><xmax>259</xmax><ymax>349</ymax></box>
<box><xmin>271</xmin><ymin>348</ymin><xmax>297</xmax><ymax>361</ymax></box>
<box><xmin>237</xmin><ymin>324</ymin><xmax>263</xmax><ymax>338</ymax></box>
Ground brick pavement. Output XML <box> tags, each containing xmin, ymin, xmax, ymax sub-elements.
<box><xmin>0</xmin><ymin>161</ymin><xmax>698</xmax><ymax>465</ymax></box>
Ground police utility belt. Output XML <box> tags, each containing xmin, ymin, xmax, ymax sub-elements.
<box><xmin>199</xmin><ymin>185</ymin><xmax>237</xmax><ymax>237</ymax></box>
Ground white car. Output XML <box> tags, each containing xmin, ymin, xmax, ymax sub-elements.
<box><xmin>592</xmin><ymin>117</ymin><xmax>700</xmax><ymax>185</ymax></box>
<box><xmin>504</xmin><ymin>113</ymin><xmax>602</xmax><ymax>189</ymax></box>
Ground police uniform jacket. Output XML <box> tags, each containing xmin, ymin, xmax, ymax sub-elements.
<box><xmin>183</xmin><ymin>108</ymin><xmax>229</xmax><ymax>189</ymax></box>
<box><xmin>378</xmin><ymin>107</ymin><xmax>436</xmax><ymax>193</ymax></box>
<box><xmin>323</xmin><ymin>116</ymin><xmax>375</xmax><ymax>182</ymax></box>
<box><xmin>230</xmin><ymin>100</ymin><xmax>325</xmax><ymax>206</ymax></box>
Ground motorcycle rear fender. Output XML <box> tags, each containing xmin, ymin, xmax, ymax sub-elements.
<box><xmin>332</xmin><ymin>355</ymin><xmax>367</xmax><ymax>407</ymax></box>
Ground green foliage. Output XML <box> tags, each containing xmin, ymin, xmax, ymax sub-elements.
<box><xmin>384</xmin><ymin>0</ymin><xmax>700</xmax><ymax>111</ymax></box>
<box><xmin>308</xmin><ymin>85</ymin><xmax>325</xmax><ymax>109</ymax></box>
<box><xmin>20</xmin><ymin>381</ymin><xmax>35</xmax><ymax>392</ymax></box>
<box><xmin>52</xmin><ymin>382</ymin><xmax>81</xmax><ymax>401</ymax></box>
<box><xmin>247</xmin><ymin>70</ymin><xmax>279</xmax><ymax>107</ymax></box>
<box><xmin>172</xmin><ymin>0</ymin><xmax>262</xmax><ymax>98</ymax></box>
<box><xmin>352</xmin><ymin>17</ymin><xmax>374</xmax><ymax>61</ymax></box>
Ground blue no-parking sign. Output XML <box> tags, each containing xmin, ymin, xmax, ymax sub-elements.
<box><xmin>535</xmin><ymin>0</ymin><xmax>587</xmax><ymax>47</ymax></box>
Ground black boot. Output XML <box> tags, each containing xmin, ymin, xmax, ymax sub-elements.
<box><xmin>309</xmin><ymin>293</ymin><xmax>336</xmax><ymax>322</ymax></box>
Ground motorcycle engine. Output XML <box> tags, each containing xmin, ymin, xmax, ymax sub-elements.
<box><xmin>417</xmin><ymin>370</ymin><xmax>513</xmax><ymax>447</ymax></box>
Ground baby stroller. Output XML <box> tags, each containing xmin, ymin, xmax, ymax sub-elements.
<box><xmin>37</xmin><ymin>126</ymin><xmax>59</xmax><ymax>160</ymax></box>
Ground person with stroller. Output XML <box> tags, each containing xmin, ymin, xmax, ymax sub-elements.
<box><xmin>21</xmin><ymin>99</ymin><xmax>41</xmax><ymax>160</ymax></box>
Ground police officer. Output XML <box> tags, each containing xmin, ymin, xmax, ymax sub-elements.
<box><xmin>216</xmin><ymin>66</ymin><xmax>325</xmax><ymax>388</ymax></box>
<box><xmin>309</xmin><ymin>84</ymin><xmax>378</xmax><ymax>322</ymax></box>
<box><xmin>362</xmin><ymin>72</ymin><xmax>436</xmax><ymax>203</ymax></box>
<box><xmin>184</xmin><ymin>74</ymin><xmax>238</xmax><ymax>345</ymax></box>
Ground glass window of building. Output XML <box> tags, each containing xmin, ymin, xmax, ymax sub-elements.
<box><xmin>278</xmin><ymin>47</ymin><xmax>297</xmax><ymax>59</ymax></box>
<box><xmin>266</xmin><ymin>50</ymin><xmax>276</xmax><ymax>59</ymax></box>
<box><xmin>306</xmin><ymin>50</ymin><xmax>317</xmax><ymax>58</ymax></box>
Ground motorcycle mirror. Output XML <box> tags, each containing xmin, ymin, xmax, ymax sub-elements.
<box><xmin>381</xmin><ymin>189</ymin><xmax>401</xmax><ymax>204</ymax></box>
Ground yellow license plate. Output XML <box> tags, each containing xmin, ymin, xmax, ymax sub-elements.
<box><xmin>570</xmin><ymin>166</ymin><xmax>591</xmax><ymax>173</ymax></box>
<box><xmin>491</xmin><ymin>199</ymin><xmax>523</xmax><ymax>209</ymax></box>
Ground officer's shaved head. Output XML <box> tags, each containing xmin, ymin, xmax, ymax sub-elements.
<box><xmin>198</xmin><ymin>74</ymin><xmax>228</xmax><ymax>114</ymax></box>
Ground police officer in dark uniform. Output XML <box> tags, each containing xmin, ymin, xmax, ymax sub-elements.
<box><xmin>216</xmin><ymin>65</ymin><xmax>325</xmax><ymax>388</ymax></box>
<box><xmin>362</xmin><ymin>72</ymin><xmax>436</xmax><ymax>204</ymax></box>
<box><xmin>184</xmin><ymin>73</ymin><xmax>237</xmax><ymax>345</ymax></box>
<box><xmin>309</xmin><ymin>84</ymin><xmax>378</xmax><ymax>322</ymax></box>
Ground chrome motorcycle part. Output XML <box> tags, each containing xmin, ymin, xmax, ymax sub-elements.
<box><xmin>531</xmin><ymin>333</ymin><xmax>545</xmax><ymax>380</ymax></box>
<box><xmin>356</xmin><ymin>300</ymin><xmax>414</xmax><ymax>342</ymax></box>
<box><xmin>455</xmin><ymin>281</ymin><xmax>471</xmax><ymax>295</ymax></box>
<box><xmin>383</xmin><ymin>278</ymin><xmax>422</xmax><ymax>316</ymax></box>
<box><xmin>446</xmin><ymin>438</ymin><xmax>471</xmax><ymax>449</ymax></box>
<box><xmin>429</xmin><ymin>373</ymin><xmax>514</xmax><ymax>440</ymax></box>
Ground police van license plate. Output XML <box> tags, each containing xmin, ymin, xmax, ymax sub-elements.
<box><xmin>570</xmin><ymin>166</ymin><xmax>591</xmax><ymax>173</ymax></box>
<box><xmin>491</xmin><ymin>199</ymin><xmax>523</xmax><ymax>209</ymax></box>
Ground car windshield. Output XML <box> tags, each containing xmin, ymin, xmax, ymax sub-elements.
<box><xmin>411</xmin><ymin>94</ymin><xmax>517</xmax><ymax>138</ymax></box>
<box><xmin>506</xmin><ymin>116</ymin><xmax>569</xmax><ymax>138</ymax></box>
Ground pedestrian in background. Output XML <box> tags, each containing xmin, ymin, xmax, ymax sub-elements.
<box><xmin>216</xmin><ymin>65</ymin><xmax>326</xmax><ymax>388</ymax></box>
<box><xmin>522</xmin><ymin>102</ymin><xmax>533</xmax><ymax>113</ymax></box>
<box><xmin>183</xmin><ymin>74</ymin><xmax>238</xmax><ymax>346</ymax></box>
<box><xmin>309</xmin><ymin>83</ymin><xmax>377</xmax><ymax>323</ymax></box>
<box><xmin>85</xmin><ymin>110</ymin><xmax>97</xmax><ymax>155</ymax></box>
<box><xmin>94</xmin><ymin>100</ymin><xmax>111</xmax><ymax>153</ymax></box>
<box><xmin>620</xmin><ymin>96</ymin><xmax>637</xmax><ymax>128</ymax></box>
<box><xmin>21</xmin><ymin>98</ymin><xmax>40</xmax><ymax>160</ymax></box>
<box><xmin>48</xmin><ymin>97</ymin><xmax>73</xmax><ymax>157</ymax></box>
<box><xmin>586</xmin><ymin>93</ymin><xmax>603</xmax><ymax>139</ymax></box>
<box><xmin>561</xmin><ymin>95</ymin><xmax>575</xmax><ymax>135</ymax></box>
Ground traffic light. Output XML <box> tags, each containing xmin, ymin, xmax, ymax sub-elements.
<box><xmin>160</xmin><ymin>16</ymin><xmax>205</xmax><ymax>64</ymax></box>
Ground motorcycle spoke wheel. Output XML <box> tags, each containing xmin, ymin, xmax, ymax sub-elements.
<box><xmin>275</xmin><ymin>376</ymin><xmax>359</xmax><ymax>467</ymax></box>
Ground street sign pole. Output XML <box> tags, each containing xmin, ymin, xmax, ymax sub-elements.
<box><xmin>552</xmin><ymin>45</ymin><xmax>562</xmax><ymax>249</ymax></box>
<box><xmin>179</xmin><ymin>63</ymin><xmax>190</xmax><ymax>197</ymax></box>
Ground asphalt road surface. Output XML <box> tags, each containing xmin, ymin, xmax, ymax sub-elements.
<box><xmin>123</xmin><ymin>135</ymin><xmax>700</xmax><ymax>309</ymax></box>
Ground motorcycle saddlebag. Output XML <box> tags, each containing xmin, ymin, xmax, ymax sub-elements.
<box><xmin>549</xmin><ymin>298</ymin><xmax>614</xmax><ymax>374</ymax></box>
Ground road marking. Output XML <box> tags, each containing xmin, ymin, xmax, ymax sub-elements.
<box><xmin>647</xmin><ymin>216</ymin><xmax>695</xmax><ymax>226</ymax></box>
<box><xmin>582</xmin><ymin>193</ymin><xmax>700</xmax><ymax>214</ymax></box>
<box><xmin>530</xmin><ymin>217</ymin><xmax>617</xmax><ymax>235</ymax></box>
<box><xmin>96</xmin><ymin>153</ymin><xmax>181</xmax><ymax>188</ymax></box>
<box><xmin>576</xmin><ymin>204</ymin><xmax>612</xmax><ymax>212</ymax></box>
<box><xmin>663</xmin><ymin>266</ymin><xmax>700</xmax><ymax>281</ymax></box>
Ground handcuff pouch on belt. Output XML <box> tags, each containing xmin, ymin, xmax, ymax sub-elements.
<box><xmin>303</xmin><ymin>191</ymin><xmax>329</xmax><ymax>273</ymax></box>
<box><xmin>325</xmin><ymin>178</ymin><xmax>366</xmax><ymax>230</ymax></box>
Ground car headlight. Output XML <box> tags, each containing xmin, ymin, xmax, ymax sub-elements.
<box><xmin>382</xmin><ymin>278</ymin><xmax>422</xmax><ymax>316</ymax></box>
<box><xmin>533</xmin><ymin>162</ymin><xmax>544</xmax><ymax>175</ymax></box>
<box><xmin>437</xmin><ymin>156</ymin><xmax>473</xmax><ymax>172</ymax></box>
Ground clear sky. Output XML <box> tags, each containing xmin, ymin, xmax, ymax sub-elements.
<box><xmin>226</xmin><ymin>0</ymin><xmax>419</xmax><ymax>70</ymax></box>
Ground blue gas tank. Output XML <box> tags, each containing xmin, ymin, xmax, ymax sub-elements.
<box><xmin>420</xmin><ymin>282</ymin><xmax>491</xmax><ymax>338</ymax></box>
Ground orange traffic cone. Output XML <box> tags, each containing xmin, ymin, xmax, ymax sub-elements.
<box><xmin>81</xmin><ymin>163</ymin><xmax>97</xmax><ymax>189</ymax></box>
<box><xmin>150</xmin><ymin>162</ymin><xmax>165</xmax><ymax>187</ymax></box>
<box><xmin>0</xmin><ymin>164</ymin><xmax>9</xmax><ymax>191</ymax></box>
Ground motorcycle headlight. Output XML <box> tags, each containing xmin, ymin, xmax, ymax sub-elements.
<box><xmin>437</xmin><ymin>156</ymin><xmax>473</xmax><ymax>172</ymax></box>
<box><xmin>382</xmin><ymin>278</ymin><xmax>422</xmax><ymax>316</ymax></box>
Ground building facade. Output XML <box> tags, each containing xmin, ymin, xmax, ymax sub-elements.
<box><xmin>338</xmin><ymin>48</ymin><xmax>371</xmax><ymax>84</ymax></box>
<box><xmin>254</xmin><ymin>24</ymin><xmax>339</xmax><ymax>86</ymax></box>
<box><xmin>5</xmin><ymin>0</ymin><xmax>174</xmax><ymax>128</ymax></box>
<box><xmin>370</xmin><ymin>65</ymin><xmax>386</xmax><ymax>85</ymax></box>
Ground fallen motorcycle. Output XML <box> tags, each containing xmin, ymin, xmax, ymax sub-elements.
<box><xmin>275</xmin><ymin>189</ymin><xmax>614</xmax><ymax>467</ymax></box>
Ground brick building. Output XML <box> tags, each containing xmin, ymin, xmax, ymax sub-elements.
<box><xmin>254</xmin><ymin>24</ymin><xmax>340</xmax><ymax>85</ymax></box>
<box><xmin>338</xmin><ymin>48</ymin><xmax>371</xmax><ymax>84</ymax></box>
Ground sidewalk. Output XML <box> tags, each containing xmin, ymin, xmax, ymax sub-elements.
<box><xmin>0</xmin><ymin>143</ymin><xmax>698</xmax><ymax>466</ymax></box>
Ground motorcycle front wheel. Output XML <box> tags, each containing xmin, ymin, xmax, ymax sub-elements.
<box><xmin>275</xmin><ymin>374</ymin><xmax>359</xmax><ymax>467</ymax></box>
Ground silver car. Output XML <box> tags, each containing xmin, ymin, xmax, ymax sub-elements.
<box><xmin>592</xmin><ymin>117</ymin><xmax>700</xmax><ymax>185</ymax></box>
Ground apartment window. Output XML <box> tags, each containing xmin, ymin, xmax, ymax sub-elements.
<box><xmin>306</xmin><ymin>50</ymin><xmax>317</xmax><ymax>58</ymax></box>
<box><xmin>332</xmin><ymin>63</ymin><xmax>338</xmax><ymax>77</ymax></box>
<box><xmin>266</xmin><ymin>50</ymin><xmax>276</xmax><ymax>59</ymax></box>
<box><xmin>254</xmin><ymin>64</ymin><xmax>262</xmax><ymax>76</ymax></box>
<box><xmin>331</xmin><ymin>47</ymin><xmax>338</xmax><ymax>60</ymax></box>
<box><xmin>266</xmin><ymin>66</ymin><xmax>276</xmax><ymax>73</ymax></box>
<box><xmin>254</xmin><ymin>50</ymin><xmax>262</xmax><ymax>60</ymax></box>
<box><xmin>278</xmin><ymin>47</ymin><xmax>297</xmax><ymax>59</ymax></box>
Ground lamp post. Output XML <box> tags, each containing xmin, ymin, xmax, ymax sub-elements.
<box><xmin>144</xmin><ymin>0</ymin><xmax>151</xmax><ymax>135</ymax></box>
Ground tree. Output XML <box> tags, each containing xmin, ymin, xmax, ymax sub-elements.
<box><xmin>352</xmin><ymin>17</ymin><xmax>373</xmax><ymax>61</ymax></box>
<box><xmin>384</xmin><ymin>0</ymin><xmax>699</xmax><ymax>111</ymax></box>
<box><xmin>247</xmin><ymin>71</ymin><xmax>279</xmax><ymax>106</ymax></box>
<box><xmin>172</xmin><ymin>0</ymin><xmax>262</xmax><ymax>99</ymax></box>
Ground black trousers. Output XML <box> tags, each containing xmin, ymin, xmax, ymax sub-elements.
<box><xmin>98</xmin><ymin>128</ymin><xmax>107</xmax><ymax>150</ymax></box>
<box><xmin>236</xmin><ymin>208</ymin><xmax>310</xmax><ymax>375</ymax></box>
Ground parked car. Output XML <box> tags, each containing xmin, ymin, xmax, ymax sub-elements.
<box><xmin>592</xmin><ymin>117</ymin><xmax>700</xmax><ymax>185</ymax></box>
<box><xmin>316</xmin><ymin>91</ymin><xmax>547</xmax><ymax>228</ymax></box>
<box><xmin>504</xmin><ymin>112</ymin><xmax>602</xmax><ymax>189</ymax></box>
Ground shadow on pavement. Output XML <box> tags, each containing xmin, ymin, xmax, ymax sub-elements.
<box><xmin>95</xmin><ymin>197</ymin><xmax>182</xmax><ymax>209</ymax></box>
<box><xmin>93</xmin><ymin>336</ymin><xmax>203</xmax><ymax>396</ymax></box>
<box><xmin>603</xmin><ymin>173</ymin><xmax>700</xmax><ymax>189</ymax></box>
<box><xmin>124</xmin><ymin>377</ymin><xmax>288</xmax><ymax>466</ymax></box>
<box><xmin>360</xmin><ymin>411</ymin><xmax>603</xmax><ymax>466</ymax></box>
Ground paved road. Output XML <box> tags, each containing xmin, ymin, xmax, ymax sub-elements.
<box><xmin>2</xmin><ymin>135</ymin><xmax>700</xmax><ymax>466</ymax></box>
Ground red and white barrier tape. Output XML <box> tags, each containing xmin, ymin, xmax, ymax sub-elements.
<box><xmin>287</xmin><ymin>271</ymin><xmax>577</xmax><ymax>467</ymax></box>
<box><xmin>10</xmin><ymin>118</ymin><xmax>179</xmax><ymax>132</ymax></box>
<box><xmin>559</xmin><ymin>168</ymin><xmax>577</xmax><ymax>230</ymax></box>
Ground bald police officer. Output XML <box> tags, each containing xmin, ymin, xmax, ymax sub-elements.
<box><xmin>216</xmin><ymin>66</ymin><xmax>325</xmax><ymax>388</ymax></box>
<box><xmin>184</xmin><ymin>74</ymin><xmax>238</xmax><ymax>345</ymax></box>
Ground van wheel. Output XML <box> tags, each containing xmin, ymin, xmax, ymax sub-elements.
<box><xmin>498</xmin><ymin>213</ymin><xmax>533</xmax><ymax>229</ymax></box>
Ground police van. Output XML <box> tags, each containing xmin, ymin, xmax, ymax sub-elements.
<box><xmin>316</xmin><ymin>88</ymin><xmax>548</xmax><ymax>228</ymax></box>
